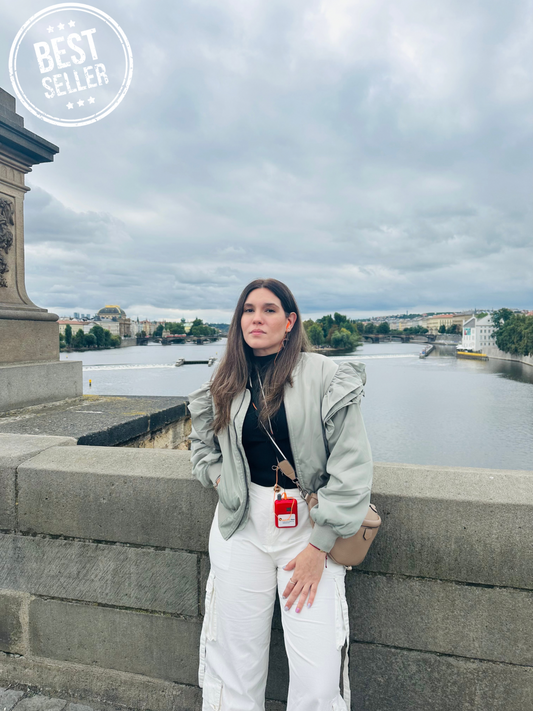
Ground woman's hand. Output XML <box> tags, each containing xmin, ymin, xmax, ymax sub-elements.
<box><xmin>282</xmin><ymin>544</ymin><xmax>326</xmax><ymax>613</ymax></box>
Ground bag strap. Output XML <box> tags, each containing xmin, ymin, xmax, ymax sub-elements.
<box><xmin>250</xmin><ymin>371</ymin><xmax>308</xmax><ymax>496</ymax></box>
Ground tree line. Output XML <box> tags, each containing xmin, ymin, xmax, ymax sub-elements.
<box><xmin>152</xmin><ymin>318</ymin><xmax>217</xmax><ymax>338</ymax></box>
<box><xmin>492</xmin><ymin>309</ymin><xmax>533</xmax><ymax>357</ymax></box>
<box><xmin>303</xmin><ymin>313</ymin><xmax>363</xmax><ymax>350</ymax></box>
<box><xmin>60</xmin><ymin>324</ymin><xmax>121</xmax><ymax>350</ymax></box>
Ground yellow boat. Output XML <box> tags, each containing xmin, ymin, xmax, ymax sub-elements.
<box><xmin>456</xmin><ymin>350</ymin><xmax>488</xmax><ymax>361</ymax></box>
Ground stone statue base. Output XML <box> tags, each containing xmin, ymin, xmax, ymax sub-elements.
<box><xmin>0</xmin><ymin>88</ymin><xmax>83</xmax><ymax>413</ymax></box>
<box><xmin>0</xmin><ymin>360</ymin><xmax>82</xmax><ymax>413</ymax></box>
<box><xmin>0</xmin><ymin>316</ymin><xmax>60</xmax><ymax>364</ymax></box>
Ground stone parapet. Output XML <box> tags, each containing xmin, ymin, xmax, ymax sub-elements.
<box><xmin>0</xmin><ymin>395</ymin><xmax>190</xmax><ymax>447</ymax></box>
<box><xmin>0</xmin><ymin>361</ymin><xmax>83</xmax><ymax>413</ymax></box>
<box><xmin>0</xmin><ymin>435</ymin><xmax>532</xmax><ymax>710</ymax></box>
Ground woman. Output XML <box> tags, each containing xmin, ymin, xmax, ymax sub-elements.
<box><xmin>188</xmin><ymin>278</ymin><xmax>373</xmax><ymax>711</ymax></box>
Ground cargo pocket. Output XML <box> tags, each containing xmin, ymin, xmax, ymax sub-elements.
<box><xmin>334</xmin><ymin>577</ymin><xmax>351</xmax><ymax>710</ymax></box>
<box><xmin>331</xmin><ymin>694</ymin><xmax>348</xmax><ymax>711</ymax></box>
<box><xmin>202</xmin><ymin>669</ymin><xmax>223</xmax><ymax>710</ymax></box>
<box><xmin>199</xmin><ymin>570</ymin><xmax>218</xmax><ymax>688</ymax></box>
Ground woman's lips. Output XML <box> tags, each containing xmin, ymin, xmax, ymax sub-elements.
<box><xmin>251</xmin><ymin>330</ymin><xmax>265</xmax><ymax>334</ymax></box>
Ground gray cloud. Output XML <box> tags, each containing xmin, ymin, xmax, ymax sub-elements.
<box><xmin>1</xmin><ymin>0</ymin><xmax>531</xmax><ymax>319</ymax></box>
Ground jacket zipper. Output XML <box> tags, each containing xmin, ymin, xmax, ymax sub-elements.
<box><xmin>283</xmin><ymin>384</ymin><xmax>309</xmax><ymax>499</ymax></box>
<box><xmin>229</xmin><ymin>389</ymin><xmax>251</xmax><ymax>537</ymax></box>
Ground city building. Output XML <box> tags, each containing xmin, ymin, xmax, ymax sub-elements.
<box><xmin>58</xmin><ymin>320</ymin><xmax>96</xmax><ymax>335</ymax></box>
<box><xmin>425</xmin><ymin>313</ymin><xmax>474</xmax><ymax>334</ymax></box>
<box><xmin>95</xmin><ymin>305</ymin><xmax>132</xmax><ymax>338</ymax></box>
<box><xmin>460</xmin><ymin>314</ymin><xmax>495</xmax><ymax>351</ymax></box>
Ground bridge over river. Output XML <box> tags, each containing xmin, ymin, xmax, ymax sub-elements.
<box><xmin>363</xmin><ymin>333</ymin><xmax>435</xmax><ymax>343</ymax></box>
<box><xmin>136</xmin><ymin>335</ymin><xmax>222</xmax><ymax>346</ymax></box>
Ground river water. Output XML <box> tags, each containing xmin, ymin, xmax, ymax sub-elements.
<box><xmin>61</xmin><ymin>341</ymin><xmax>533</xmax><ymax>471</ymax></box>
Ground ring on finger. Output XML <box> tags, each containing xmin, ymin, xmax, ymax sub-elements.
<box><xmin>288</xmin><ymin>578</ymin><xmax>297</xmax><ymax>585</ymax></box>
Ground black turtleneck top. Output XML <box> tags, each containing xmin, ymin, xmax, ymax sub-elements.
<box><xmin>242</xmin><ymin>351</ymin><xmax>297</xmax><ymax>489</ymax></box>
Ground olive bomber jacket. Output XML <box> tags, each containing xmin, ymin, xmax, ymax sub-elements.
<box><xmin>188</xmin><ymin>351</ymin><xmax>373</xmax><ymax>553</ymax></box>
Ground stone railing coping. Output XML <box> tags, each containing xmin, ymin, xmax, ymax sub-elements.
<box><xmin>0</xmin><ymin>395</ymin><xmax>188</xmax><ymax>445</ymax></box>
<box><xmin>0</xmin><ymin>437</ymin><xmax>530</xmax><ymax>589</ymax></box>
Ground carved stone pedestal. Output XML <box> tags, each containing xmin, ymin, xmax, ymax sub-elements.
<box><xmin>0</xmin><ymin>88</ymin><xmax>81</xmax><ymax>413</ymax></box>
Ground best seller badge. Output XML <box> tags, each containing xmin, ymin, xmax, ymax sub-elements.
<box><xmin>9</xmin><ymin>3</ymin><xmax>133</xmax><ymax>128</ymax></box>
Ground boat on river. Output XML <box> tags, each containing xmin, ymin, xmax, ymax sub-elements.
<box><xmin>456</xmin><ymin>349</ymin><xmax>488</xmax><ymax>361</ymax></box>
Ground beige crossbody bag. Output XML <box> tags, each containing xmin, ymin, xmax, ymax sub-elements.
<box><xmin>276</xmin><ymin>459</ymin><xmax>381</xmax><ymax>569</ymax></box>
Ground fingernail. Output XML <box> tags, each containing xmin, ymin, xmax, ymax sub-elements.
<box><xmin>307</xmin><ymin>603</ymin><xmax>311</xmax><ymax>608</ymax></box>
<box><xmin>282</xmin><ymin>595</ymin><xmax>287</xmax><ymax>599</ymax></box>
<box><xmin>284</xmin><ymin>605</ymin><xmax>289</xmax><ymax>611</ymax></box>
<box><xmin>295</xmin><ymin>607</ymin><xmax>300</xmax><ymax>613</ymax></box>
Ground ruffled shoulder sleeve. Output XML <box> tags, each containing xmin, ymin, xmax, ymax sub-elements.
<box><xmin>188</xmin><ymin>381</ymin><xmax>217</xmax><ymax>447</ymax></box>
<box><xmin>321</xmin><ymin>361</ymin><xmax>366</xmax><ymax>437</ymax></box>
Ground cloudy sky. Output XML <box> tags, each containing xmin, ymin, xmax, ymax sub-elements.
<box><xmin>1</xmin><ymin>0</ymin><xmax>531</xmax><ymax>322</ymax></box>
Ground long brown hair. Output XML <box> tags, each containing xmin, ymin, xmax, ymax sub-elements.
<box><xmin>210</xmin><ymin>278</ymin><xmax>310</xmax><ymax>434</ymax></box>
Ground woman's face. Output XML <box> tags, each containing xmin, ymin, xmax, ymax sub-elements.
<box><xmin>241</xmin><ymin>287</ymin><xmax>297</xmax><ymax>356</ymax></box>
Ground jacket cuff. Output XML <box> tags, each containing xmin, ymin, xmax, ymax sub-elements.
<box><xmin>309</xmin><ymin>522</ymin><xmax>338</xmax><ymax>553</ymax></box>
<box><xmin>207</xmin><ymin>460</ymin><xmax>222</xmax><ymax>487</ymax></box>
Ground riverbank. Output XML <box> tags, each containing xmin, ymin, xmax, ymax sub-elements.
<box><xmin>486</xmin><ymin>346</ymin><xmax>533</xmax><ymax>368</ymax></box>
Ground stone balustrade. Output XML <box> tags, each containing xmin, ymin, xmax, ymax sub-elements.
<box><xmin>1</xmin><ymin>432</ymin><xmax>532</xmax><ymax>711</ymax></box>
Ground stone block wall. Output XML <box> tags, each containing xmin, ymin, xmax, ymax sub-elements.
<box><xmin>0</xmin><ymin>434</ymin><xmax>532</xmax><ymax>710</ymax></box>
<box><xmin>485</xmin><ymin>346</ymin><xmax>533</xmax><ymax>368</ymax></box>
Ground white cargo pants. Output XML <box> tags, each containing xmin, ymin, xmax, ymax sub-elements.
<box><xmin>199</xmin><ymin>482</ymin><xmax>350</xmax><ymax>711</ymax></box>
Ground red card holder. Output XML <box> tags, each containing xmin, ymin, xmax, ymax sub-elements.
<box><xmin>275</xmin><ymin>497</ymin><xmax>298</xmax><ymax>528</ymax></box>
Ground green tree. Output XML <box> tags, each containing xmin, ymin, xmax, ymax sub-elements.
<box><xmin>446</xmin><ymin>324</ymin><xmax>459</xmax><ymax>334</ymax></box>
<box><xmin>376</xmin><ymin>322</ymin><xmax>390</xmax><ymax>334</ymax></box>
<box><xmin>64</xmin><ymin>324</ymin><xmax>72</xmax><ymax>346</ymax></box>
<box><xmin>492</xmin><ymin>308</ymin><xmax>514</xmax><ymax>329</ymax></box>
<box><xmin>331</xmin><ymin>328</ymin><xmax>358</xmax><ymax>351</ymax></box>
<box><xmin>438</xmin><ymin>324</ymin><xmax>446</xmax><ymax>334</ymax></box>
<box><xmin>493</xmin><ymin>311</ymin><xmax>533</xmax><ymax>356</ymax></box>
<box><xmin>307</xmin><ymin>323</ymin><xmax>324</xmax><ymax>346</ymax></box>
<box><xmin>167</xmin><ymin>321</ymin><xmax>185</xmax><ymax>335</ymax></box>
<box><xmin>139</xmin><ymin>330</ymin><xmax>147</xmax><ymax>338</ymax></box>
<box><xmin>89</xmin><ymin>324</ymin><xmax>106</xmax><ymax>348</ymax></box>
<box><xmin>190</xmin><ymin>318</ymin><xmax>214</xmax><ymax>337</ymax></box>
<box><xmin>333</xmin><ymin>312</ymin><xmax>345</xmax><ymax>327</ymax></box>
<box><xmin>364</xmin><ymin>322</ymin><xmax>375</xmax><ymax>334</ymax></box>
<box><xmin>84</xmin><ymin>333</ymin><xmax>97</xmax><ymax>348</ymax></box>
<box><xmin>110</xmin><ymin>335</ymin><xmax>122</xmax><ymax>348</ymax></box>
<box><xmin>316</xmin><ymin>314</ymin><xmax>334</xmax><ymax>339</ymax></box>
<box><xmin>104</xmin><ymin>329</ymin><xmax>113</xmax><ymax>347</ymax></box>
<box><xmin>153</xmin><ymin>324</ymin><xmax>164</xmax><ymax>337</ymax></box>
<box><xmin>326</xmin><ymin>325</ymin><xmax>339</xmax><ymax>343</ymax></box>
<box><xmin>72</xmin><ymin>328</ymin><xmax>86</xmax><ymax>349</ymax></box>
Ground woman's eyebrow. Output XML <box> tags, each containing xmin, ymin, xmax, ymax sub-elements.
<box><xmin>243</xmin><ymin>302</ymin><xmax>279</xmax><ymax>308</ymax></box>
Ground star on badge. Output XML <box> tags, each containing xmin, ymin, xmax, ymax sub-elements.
<box><xmin>88</xmin><ymin>96</ymin><xmax>96</xmax><ymax>104</ymax></box>
<box><xmin>47</xmin><ymin>25</ymin><xmax>54</xmax><ymax>33</ymax></box>
<box><xmin>67</xmin><ymin>102</ymin><xmax>74</xmax><ymax>109</ymax></box>
<box><xmin>68</xmin><ymin>20</ymin><xmax>76</xmax><ymax>27</ymax></box>
<box><xmin>77</xmin><ymin>99</ymin><xmax>84</xmax><ymax>107</ymax></box>
<box><xmin>58</xmin><ymin>23</ymin><xmax>65</xmax><ymax>30</ymax></box>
